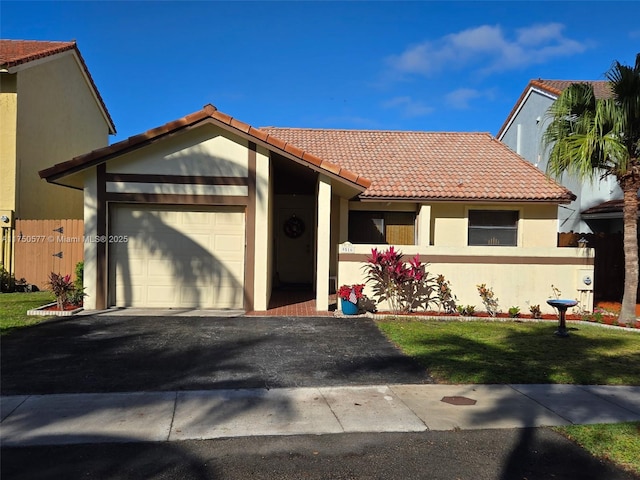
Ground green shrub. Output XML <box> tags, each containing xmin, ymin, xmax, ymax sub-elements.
<box><xmin>0</xmin><ymin>264</ymin><xmax>15</xmax><ymax>292</ymax></box>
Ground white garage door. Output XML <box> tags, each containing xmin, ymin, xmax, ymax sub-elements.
<box><xmin>109</xmin><ymin>205</ymin><xmax>245</xmax><ymax>309</ymax></box>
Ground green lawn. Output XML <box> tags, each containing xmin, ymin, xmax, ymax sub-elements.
<box><xmin>0</xmin><ymin>291</ymin><xmax>56</xmax><ymax>335</ymax></box>
<box><xmin>554</xmin><ymin>422</ymin><xmax>640</xmax><ymax>476</ymax></box>
<box><xmin>377</xmin><ymin>317</ymin><xmax>640</xmax><ymax>475</ymax></box>
<box><xmin>376</xmin><ymin>318</ymin><xmax>640</xmax><ymax>385</ymax></box>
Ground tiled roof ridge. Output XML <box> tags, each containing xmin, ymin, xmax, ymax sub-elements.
<box><xmin>0</xmin><ymin>39</ymin><xmax>116</xmax><ymax>134</ymax></box>
<box><xmin>261</xmin><ymin>126</ymin><xmax>492</xmax><ymax>135</ymax></box>
<box><xmin>39</xmin><ymin>103</ymin><xmax>372</xmax><ymax>190</ymax></box>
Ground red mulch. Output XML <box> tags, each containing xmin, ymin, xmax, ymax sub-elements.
<box><xmin>376</xmin><ymin>305</ymin><xmax>640</xmax><ymax>329</ymax></box>
<box><xmin>595</xmin><ymin>301</ymin><xmax>640</xmax><ymax>316</ymax></box>
<box><xmin>43</xmin><ymin>304</ymin><xmax>82</xmax><ymax>311</ymax></box>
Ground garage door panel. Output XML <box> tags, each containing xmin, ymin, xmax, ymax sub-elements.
<box><xmin>215</xmin><ymin>234</ymin><xmax>244</xmax><ymax>253</ymax></box>
<box><xmin>110</xmin><ymin>206</ymin><xmax>245</xmax><ymax>309</ymax></box>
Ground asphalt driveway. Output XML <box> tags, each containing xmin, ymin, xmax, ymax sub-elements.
<box><xmin>1</xmin><ymin>315</ymin><xmax>433</xmax><ymax>395</ymax></box>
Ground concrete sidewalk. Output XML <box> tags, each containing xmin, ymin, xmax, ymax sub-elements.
<box><xmin>2</xmin><ymin>384</ymin><xmax>639</xmax><ymax>447</ymax></box>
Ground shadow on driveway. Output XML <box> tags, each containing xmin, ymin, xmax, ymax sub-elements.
<box><xmin>1</xmin><ymin>315</ymin><xmax>433</xmax><ymax>395</ymax></box>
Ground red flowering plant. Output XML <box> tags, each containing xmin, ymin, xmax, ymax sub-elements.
<box><xmin>364</xmin><ymin>247</ymin><xmax>437</xmax><ymax>314</ymax></box>
<box><xmin>338</xmin><ymin>284</ymin><xmax>365</xmax><ymax>303</ymax></box>
<box><xmin>47</xmin><ymin>272</ymin><xmax>74</xmax><ymax>310</ymax></box>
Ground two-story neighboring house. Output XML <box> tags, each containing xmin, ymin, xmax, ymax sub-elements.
<box><xmin>497</xmin><ymin>79</ymin><xmax>622</xmax><ymax>234</ymax></box>
<box><xmin>0</xmin><ymin>40</ymin><xmax>116</xmax><ymax>285</ymax></box>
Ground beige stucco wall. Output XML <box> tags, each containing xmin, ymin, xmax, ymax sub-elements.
<box><xmin>337</xmin><ymin>244</ymin><xmax>595</xmax><ymax>315</ymax></box>
<box><xmin>430</xmin><ymin>202</ymin><xmax>558</xmax><ymax>247</ymax></box>
<box><xmin>106</xmin><ymin>125</ymin><xmax>249</xmax><ymax>178</ymax></box>
<box><xmin>0</xmin><ymin>74</ymin><xmax>18</xmax><ymax>216</ymax></box>
<box><xmin>15</xmin><ymin>51</ymin><xmax>111</xmax><ymax>219</ymax></box>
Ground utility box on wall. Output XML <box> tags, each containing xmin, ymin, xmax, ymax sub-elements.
<box><xmin>577</xmin><ymin>269</ymin><xmax>594</xmax><ymax>291</ymax></box>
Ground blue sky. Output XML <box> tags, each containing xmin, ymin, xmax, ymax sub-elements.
<box><xmin>3</xmin><ymin>1</ymin><xmax>639</xmax><ymax>143</ymax></box>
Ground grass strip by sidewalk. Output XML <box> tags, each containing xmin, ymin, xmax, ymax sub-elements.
<box><xmin>0</xmin><ymin>291</ymin><xmax>56</xmax><ymax>335</ymax></box>
<box><xmin>554</xmin><ymin>422</ymin><xmax>640</xmax><ymax>476</ymax></box>
<box><xmin>376</xmin><ymin>318</ymin><xmax>640</xmax><ymax>385</ymax></box>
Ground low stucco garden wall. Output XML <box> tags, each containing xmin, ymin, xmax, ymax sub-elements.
<box><xmin>336</xmin><ymin>243</ymin><xmax>595</xmax><ymax>315</ymax></box>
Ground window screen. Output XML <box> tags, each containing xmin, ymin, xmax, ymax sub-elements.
<box><xmin>349</xmin><ymin>211</ymin><xmax>415</xmax><ymax>244</ymax></box>
<box><xmin>468</xmin><ymin>210</ymin><xmax>518</xmax><ymax>246</ymax></box>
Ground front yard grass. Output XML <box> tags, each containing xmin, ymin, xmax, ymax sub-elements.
<box><xmin>554</xmin><ymin>422</ymin><xmax>640</xmax><ymax>476</ymax></box>
<box><xmin>377</xmin><ymin>317</ymin><xmax>640</xmax><ymax>475</ymax></box>
<box><xmin>0</xmin><ymin>291</ymin><xmax>55</xmax><ymax>335</ymax></box>
<box><xmin>376</xmin><ymin>318</ymin><xmax>640</xmax><ymax>385</ymax></box>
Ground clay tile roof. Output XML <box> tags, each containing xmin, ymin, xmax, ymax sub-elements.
<box><xmin>1</xmin><ymin>39</ymin><xmax>116</xmax><ymax>134</ymax></box>
<box><xmin>259</xmin><ymin>128</ymin><xmax>574</xmax><ymax>203</ymax></box>
<box><xmin>531</xmin><ymin>79</ymin><xmax>612</xmax><ymax>99</ymax></box>
<box><xmin>497</xmin><ymin>79</ymin><xmax>611</xmax><ymax>139</ymax></box>
<box><xmin>39</xmin><ymin>105</ymin><xmax>371</xmax><ymax>190</ymax></box>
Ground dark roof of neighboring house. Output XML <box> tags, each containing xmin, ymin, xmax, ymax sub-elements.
<box><xmin>39</xmin><ymin>104</ymin><xmax>371</xmax><ymax>191</ymax></box>
<box><xmin>581</xmin><ymin>198</ymin><xmax>625</xmax><ymax>216</ymax></box>
<box><xmin>497</xmin><ymin>79</ymin><xmax>612</xmax><ymax>139</ymax></box>
<box><xmin>0</xmin><ymin>39</ymin><xmax>116</xmax><ymax>134</ymax></box>
<box><xmin>260</xmin><ymin>127</ymin><xmax>574</xmax><ymax>202</ymax></box>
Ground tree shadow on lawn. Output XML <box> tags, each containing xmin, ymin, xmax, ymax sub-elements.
<box><xmin>405</xmin><ymin>323</ymin><xmax>640</xmax><ymax>385</ymax></box>
<box><xmin>388</xmin><ymin>321</ymin><xmax>640</xmax><ymax>480</ymax></box>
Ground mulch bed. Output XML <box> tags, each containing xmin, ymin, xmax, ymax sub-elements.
<box><xmin>373</xmin><ymin>309</ymin><xmax>640</xmax><ymax>329</ymax></box>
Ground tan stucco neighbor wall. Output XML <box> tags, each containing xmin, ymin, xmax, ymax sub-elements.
<box><xmin>14</xmin><ymin>52</ymin><xmax>110</xmax><ymax>219</ymax></box>
<box><xmin>0</xmin><ymin>74</ymin><xmax>18</xmax><ymax>215</ymax></box>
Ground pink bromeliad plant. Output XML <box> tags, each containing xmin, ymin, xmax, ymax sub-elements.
<box><xmin>364</xmin><ymin>247</ymin><xmax>437</xmax><ymax>314</ymax></box>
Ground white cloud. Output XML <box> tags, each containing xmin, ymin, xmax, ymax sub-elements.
<box><xmin>445</xmin><ymin>89</ymin><xmax>481</xmax><ymax>109</ymax></box>
<box><xmin>382</xmin><ymin>96</ymin><xmax>434</xmax><ymax>117</ymax></box>
<box><xmin>445</xmin><ymin>88</ymin><xmax>497</xmax><ymax>109</ymax></box>
<box><xmin>386</xmin><ymin>23</ymin><xmax>587</xmax><ymax>78</ymax></box>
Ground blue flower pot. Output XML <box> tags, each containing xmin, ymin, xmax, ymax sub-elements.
<box><xmin>341</xmin><ymin>298</ymin><xmax>359</xmax><ymax>315</ymax></box>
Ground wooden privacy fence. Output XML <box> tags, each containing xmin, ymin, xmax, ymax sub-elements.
<box><xmin>14</xmin><ymin>219</ymin><xmax>84</xmax><ymax>290</ymax></box>
<box><xmin>558</xmin><ymin>232</ymin><xmax>627</xmax><ymax>302</ymax></box>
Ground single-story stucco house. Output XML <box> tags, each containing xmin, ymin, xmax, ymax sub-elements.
<box><xmin>39</xmin><ymin>104</ymin><xmax>595</xmax><ymax>314</ymax></box>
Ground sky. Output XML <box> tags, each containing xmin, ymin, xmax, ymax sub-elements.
<box><xmin>3</xmin><ymin>1</ymin><xmax>639</xmax><ymax>143</ymax></box>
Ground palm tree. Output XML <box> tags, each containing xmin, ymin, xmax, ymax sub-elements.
<box><xmin>543</xmin><ymin>53</ymin><xmax>640</xmax><ymax>325</ymax></box>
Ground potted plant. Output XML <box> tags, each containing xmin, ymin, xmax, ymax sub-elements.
<box><xmin>338</xmin><ymin>284</ymin><xmax>365</xmax><ymax>315</ymax></box>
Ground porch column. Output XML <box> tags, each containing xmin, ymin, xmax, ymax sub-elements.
<box><xmin>338</xmin><ymin>197</ymin><xmax>349</xmax><ymax>243</ymax></box>
<box><xmin>417</xmin><ymin>204</ymin><xmax>431</xmax><ymax>247</ymax></box>
<box><xmin>316</xmin><ymin>175</ymin><xmax>331</xmax><ymax>311</ymax></box>
<box><xmin>83</xmin><ymin>169</ymin><xmax>98</xmax><ymax>310</ymax></box>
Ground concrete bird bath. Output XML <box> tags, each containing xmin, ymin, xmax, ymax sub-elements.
<box><xmin>547</xmin><ymin>299</ymin><xmax>578</xmax><ymax>337</ymax></box>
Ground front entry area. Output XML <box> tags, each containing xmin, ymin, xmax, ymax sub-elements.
<box><xmin>109</xmin><ymin>204</ymin><xmax>246</xmax><ymax>309</ymax></box>
<box><xmin>274</xmin><ymin>194</ymin><xmax>315</xmax><ymax>287</ymax></box>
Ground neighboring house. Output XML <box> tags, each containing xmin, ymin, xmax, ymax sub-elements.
<box><xmin>497</xmin><ymin>79</ymin><xmax>623</xmax><ymax>234</ymax></box>
<box><xmin>0</xmin><ymin>39</ymin><xmax>116</xmax><ymax>282</ymax></box>
<box><xmin>40</xmin><ymin>105</ymin><xmax>594</xmax><ymax>314</ymax></box>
